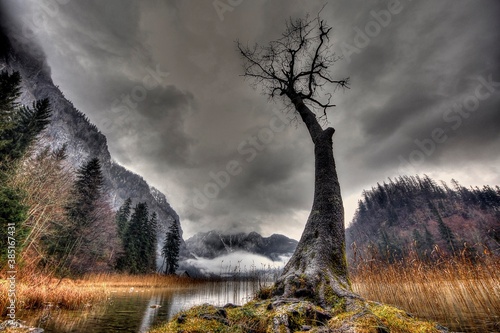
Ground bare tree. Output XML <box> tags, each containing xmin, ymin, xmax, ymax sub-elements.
<box><xmin>238</xmin><ymin>14</ymin><xmax>357</xmax><ymax>307</ymax></box>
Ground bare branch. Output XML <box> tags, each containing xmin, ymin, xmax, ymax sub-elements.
<box><xmin>237</xmin><ymin>11</ymin><xmax>349</xmax><ymax>125</ymax></box>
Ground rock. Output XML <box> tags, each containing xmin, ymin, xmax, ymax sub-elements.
<box><xmin>199</xmin><ymin>314</ymin><xmax>229</xmax><ymax>326</ymax></box>
<box><xmin>28</xmin><ymin>328</ymin><xmax>44</xmax><ymax>333</ymax></box>
<box><xmin>0</xmin><ymin>320</ymin><xmax>44</xmax><ymax>333</ymax></box>
<box><xmin>272</xmin><ymin>313</ymin><xmax>290</xmax><ymax>333</ymax></box>
<box><xmin>215</xmin><ymin>308</ymin><xmax>227</xmax><ymax>318</ymax></box>
<box><xmin>176</xmin><ymin>314</ymin><xmax>186</xmax><ymax>324</ymax></box>
<box><xmin>223</xmin><ymin>303</ymin><xmax>240</xmax><ymax>309</ymax></box>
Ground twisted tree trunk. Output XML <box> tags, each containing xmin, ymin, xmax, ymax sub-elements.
<box><xmin>273</xmin><ymin>95</ymin><xmax>358</xmax><ymax>309</ymax></box>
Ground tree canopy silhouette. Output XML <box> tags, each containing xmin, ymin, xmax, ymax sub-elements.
<box><xmin>238</xmin><ymin>13</ymin><xmax>357</xmax><ymax>308</ymax></box>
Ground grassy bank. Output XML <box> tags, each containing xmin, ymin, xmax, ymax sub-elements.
<box><xmin>0</xmin><ymin>273</ymin><xmax>202</xmax><ymax>314</ymax></box>
<box><xmin>2</xmin><ymin>256</ymin><xmax>498</xmax><ymax>332</ymax></box>
<box><xmin>350</xmin><ymin>255</ymin><xmax>500</xmax><ymax>332</ymax></box>
<box><xmin>146</xmin><ymin>254</ymin><xmax>499</xmax><ymax>332</ymax></box>
<box><xmin>148</xmin><ymin>297</ymin><xmax>443</xmax><ymax>333</ymax></box>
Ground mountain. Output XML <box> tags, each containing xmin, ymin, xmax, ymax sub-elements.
<box><xmin>0</xmin><ymin>16</ymin><xmax>184</xmax><ymax>264</ymax></box>
<box><xmin>346</xmin><ymin>175</ymin><xmax>500</xmax><ymax>262</ymax></box>
<box><xmin>185</xmin><ymin>230</ymin><xmax>298</xmax><ymax>261</ymax></box>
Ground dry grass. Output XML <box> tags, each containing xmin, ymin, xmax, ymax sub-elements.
<box><xmin>350</xmin><ymin>254</ymin><xmax>500</xmax><ymax>332</ymax></box>
<box><xmin>74</xmin><ymin>272</ymin><xmax>204</xmax><ymax>288</ymax></box>
<box><xmin>0</xmin><ymin>276</ymin><xmax>108</xmax><ymax>315</ymax></box>
<box><xmin>0</xmin><ymin>272</ymin><xmax>203</xmax><ymax>315</ymax></box>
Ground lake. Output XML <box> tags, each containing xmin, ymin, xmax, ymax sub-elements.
<box><xmin>16</xmin><ymin>280</ymin><xmax>496</xmax><ymax>332</ymax></box>
<box><xmin>18</xmin><ymin>281</ymin><xmax>265</xmax><ymax>333</ymax></box>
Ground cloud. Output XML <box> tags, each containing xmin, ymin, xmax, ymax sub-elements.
<box><xmin>184</xmin><ymin>251</ymin><xmax>289</xmax><ymax>277</ymax></box>
<box><xmin>4</xmin><ymin>0</ymin><xmax>499</xmax><ymax>241</ymax></box>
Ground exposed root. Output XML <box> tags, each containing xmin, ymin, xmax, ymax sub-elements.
<box><xmin>148</xmin><ymin>296</ymin><xmax>448</xmax><ymax>333</ymax></box>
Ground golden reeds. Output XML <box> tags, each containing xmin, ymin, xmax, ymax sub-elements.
<box><xmin>0</xmin><ymin>273</ymin><xmax>202</xmax><ymax>315</ymax></box>
<box><xmin>350</xmin><ymin>253</ymin><xmax>500</xmax><ymax>332</ymax></box>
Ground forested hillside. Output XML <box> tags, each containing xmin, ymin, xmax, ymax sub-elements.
<box><xmin>346</xmin><ymin>175</ymin><xmax>500</xmax><ymax>262</ymax></box>
<box><xmin>0</xmin><ymin>18</ymin><xmax>182</xmax><ymax>275</ymax></box>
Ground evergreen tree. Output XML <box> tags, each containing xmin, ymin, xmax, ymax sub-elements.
<box><xmin>0</xmin><ymin>74</ymin><xmax>51</xmax><ymax>168</ymax></box>
<box><xmin>0</xmin><ymin>99</ymin><xmax>51</xmax><ymax>164</ymax></box>
<box><xmin>116</xmin><ymin>198</ymin><xmax>132</xmax><ymax>239</ymax></box>
<box><xmin>377</xmin><ymin>228</ymin><xmax>402</xmax><ymax>262</ymax></box>
<box><xmin>0</xmin><ymin>70</ymin><xmax>51</xmax><ymax>267</ymax></box>
<box><xmin>145</xmin><ymin>212</ymin><xmax>158</xmax><ymax>272</ymax></box>
<box><xmin>412</xmin><ymin>229</ymin><xmax>424</xmax><ymax>251</ymax></box>
<box><xmin>51</xmin><ymin>157</ymin><xmax>106</xmax><ymax>274</ymax></box>
<box><xmin>122</xmin><ymin>202</ymin><xmax>151</xmax><ymax>274</ymax></box>
<box><xmin>162</xmin><ymin>221</ymin><xmax>180</xmax><ymax>275</ymax></box>
<box><xmin>430</xmin><ymin>201</ymin><xmax>456</xmax><ymax>255</ymax></box>
<box><xmin>117</xmin><ymin>202</ymin><xmax>159</xmax><ymax>274</ymax></box>
<box><xmin>424</xmin><ymin>227</ymin><xmax>434</xmax><ymax>253</ymax></box>
<box><xmin>0</xmin><ymin>71</ymin><xmax>21</xmax><ymax>151</ymax></box>
<box><xmin>67</xmin><ymin>158</ymin><xmax>104</xmax><ymax>229</ymax></box>
<box><xmin>412</xmin><ymin>228</ymin><xmax>434</xmax><ymax>260</ymax></box>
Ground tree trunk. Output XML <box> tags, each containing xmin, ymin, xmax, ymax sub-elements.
<box><xmin>273</xmin><ymin>95</ymin><xmax>359</xmax><ymax>309</ymax></box>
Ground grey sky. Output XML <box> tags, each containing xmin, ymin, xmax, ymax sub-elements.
<box><xmin>4</xmin><ymin>0</ymin><xmax>500</xmax><ymax>240</ymax></box>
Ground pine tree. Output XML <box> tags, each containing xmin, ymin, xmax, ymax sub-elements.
<box><xmin>0</xmin><ymin>70</ymin><xmax>50</xmax><ymax>166</ymax></box>
<box><xmin>122</xmin><ymin>202</ymin><xmax>150</xmax><ymax>274</ymax></box>
<box><xmin>67</xmin><ymin>158</ymin><xmax>104</xmax><ymax>229</ymax></box>
<box><xmin>424</xmin><ymin>227</ymin><xmax>434</xmax><ymax>252</ymax></box>
<box><xmin>162</xmin><ymin>221</ymin><xmax>180</xmax><ymax>275</ymax></box>
<box><xmin>0</xmin><ymin>71</ymin><xmax>51</xmax><ymax>267</ymax></box>
<box><xmin>430</xmin><ymin>201</ymin><xmax>456</xmax><ymax>255</ymax></box>
<box><xmin>116</xmin><ymin>198</ymin><xmax>132</xmax><ymax>239</ymax></box>
<box><xmin>0</xmin><ymin>71</ymin><xmax>21</xmax><ymax>151</ymax></box>
<box><xmin>51</xmin><ymin>157</ymin><xmax>106</xmax><ymax>274</ymax></box>
<box><xmin>117</xmin><ymin>202</ymin><xmax>160</xmax><ymax>274</ymax></box>
<box><xmin>3</xmin><ymin>100</ymin><xmax>51</xmax><ymax>163</ymax></box>
<box><xmin>412</xmin><ymin>229</ymin><xmax>424</xmax><ymax>251</ymax></box>
<box><xmin>146</xmin><ymin>212</ymin><xmax>158</xmax><ymax>272</ymax></box>
<box><xmin>377</xmin><ymin>228</ymin><xmax>402</xmax><ymax>262</ymax></box>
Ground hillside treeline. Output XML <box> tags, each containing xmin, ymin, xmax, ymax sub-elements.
<box><xmin>346</xmin><ymin>175</ymin><xmax>499</xmax><ymax>263</ymax></box>
<box><xmin>0</xmin><ymin>71</ymin><xmax>178</xmax><ymax>277</ymax></box>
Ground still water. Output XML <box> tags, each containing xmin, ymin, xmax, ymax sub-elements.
<box><xmin>20</xmin><ymin>281</ymin><xmax>263</xmax><ymax>333</ymax></box>
<box><xmin>17</xmin><ymin>281</ymin><xmax>496</xmax><ymax>333</ymax></box>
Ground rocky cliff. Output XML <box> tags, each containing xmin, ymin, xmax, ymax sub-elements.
<box><xmin>0</xmin><ymin>16</ymin><xmax>184</xmax><ymax>264</ymax></box>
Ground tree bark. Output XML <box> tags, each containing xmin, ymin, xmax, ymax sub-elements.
<box><xmin>273</xmin><ymin>95</ymin><xmax>358</xmax><ymax>308</ymax></box>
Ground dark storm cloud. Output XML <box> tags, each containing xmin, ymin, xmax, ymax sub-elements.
<box><xmin>4</xmin><ymin>0</ymin><xmax>499</xmax><ymax>239</ymax></box>
<box><xmin>362</xmin><ymin>89</ymin><xmax>439</xmax><ymax>141</ymax></box>
<box><xmin>331</xmin><ymin>1</ymin><xmax>500</xmax><ymax>182</ymax></box>
<box><xmin>104</xmin><ymin>82</ymin><xmax>197</xmax><ymax>168</ymax></box>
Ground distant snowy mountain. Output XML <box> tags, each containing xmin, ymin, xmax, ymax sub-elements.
<box><xmin>185</xmin><ymin>230</ymin><xmax>298</xmax><ymax>261</ymax></box>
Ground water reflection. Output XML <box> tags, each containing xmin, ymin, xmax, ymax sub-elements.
<box><xmin>19</xmin><ymin>281</ymin><xmax>267</xmax><ymax>333</ymax></box>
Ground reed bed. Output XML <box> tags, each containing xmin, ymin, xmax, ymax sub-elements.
<box><xmin>0</xmin><ymin>272</ymin><xmax>204</xmax><ymax>315</ymax></box>
<box><xmin>0</xmin><ymin>278</ymin><xmax>108</xmax><ymax>313</ymax></box>
<box><xmin>350</xmin><ymin>254</ymin><xmax>500</xmax><ymax>332</ymax></box>
<box><xmin>75</xmin><ymin>272</ymin><xmax>205</xmax><ymax>288</ymax></box>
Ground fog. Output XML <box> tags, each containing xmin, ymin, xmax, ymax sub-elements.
<box><xmin>183</xmin><ymin>251</ymin><xmax>290</xmax><ymax>277</ymax></box>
